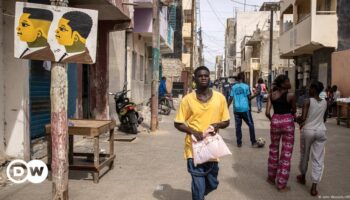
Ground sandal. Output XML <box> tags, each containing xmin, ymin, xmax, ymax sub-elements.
<box><xmin>266</xmin><ymin>178</ymin><xmax>275</xmax><ymax>185</ymax></box>
<box><xmin>297</xmin><ymin>175</ymin><xmax>306</xmax><ymax>185</ymax></box>
<box><xmin>310</xmin><ymin>189</ymin><xmax>319</xmax><ymax>196</ymax></box>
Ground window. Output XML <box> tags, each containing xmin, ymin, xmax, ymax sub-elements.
<box><xmin>132</xmin><ymin>52</ymin><xmax>137</xmax><ymax>80</ymax></box>
<box><xmin>140</xmin><ymin>55</ymin><xmax>144</xmax><ymax>81</ymax></box>
<box><xmin>317</xmin><ymin>0</ymin><xmax>336</xmax><ymax>15</ymax></box>
<box><xmin>297</xmin><ymin>0</ymin><xmax>311</xmax><ymax>23</ymax></box>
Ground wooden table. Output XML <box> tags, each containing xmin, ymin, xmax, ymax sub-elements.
<box><xmin>337</xmin><ymin>102</ymin><xmax>350</xmax><ymax>128</ymax></box>
<box><xmin>46</xmin><ymin>119</ymin><xmax>116</xmax><ymax>183</ymax></box>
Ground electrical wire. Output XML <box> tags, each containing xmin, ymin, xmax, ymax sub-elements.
<box><xmin>204</xmin><ymin>0</ymin><xmax>226</xmax><ymax>28</ymax></box>
<box><xmin>227</xmin><ymin>0</ymin><xmax>260</xmax><ymax>8</ymax></box>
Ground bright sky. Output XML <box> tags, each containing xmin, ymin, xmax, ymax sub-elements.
<box><xmin>200</xmin><ymin>0</ymin><xmax>279</xmax><ymax>70</ymax></box>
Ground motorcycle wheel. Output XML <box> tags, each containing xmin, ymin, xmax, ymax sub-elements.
<box><xmin>131</xmin><ymin>124</ymin><xmax>138</xmax><ymax>134</ymax></box>
<box><xmin>127</xmin><ymin>112</ymin><xmax>138</xmax><ymax>134</ymax></box>
<box><xmin>164</xmin><ymin>108</ymin><xmax>171</xmax><ymax>115</ymax></box>
<box><xmin>159</xmin><ymin>99</ymin><xmax>171</xmax><ymax>115</ymax></box>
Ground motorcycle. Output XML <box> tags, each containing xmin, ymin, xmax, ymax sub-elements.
<box><xmin>147</xmin><ymin>93</ymin><xmax>174</xmax><ymax>115</ymax></box>
<box><xmin>109</xmin><ymin>82</ymin><xmax>143</xmax><ymax>134</ymax></box>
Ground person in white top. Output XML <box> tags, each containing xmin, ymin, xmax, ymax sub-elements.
<box><xmin>332</xmin><ymin>85</ymin><xmax>341</xmax><ymax>101</ymax></box>
<box><xmin>296</xmin><ymin>81</ymin><xmax>327</xmax><ymax>197</ymax></box>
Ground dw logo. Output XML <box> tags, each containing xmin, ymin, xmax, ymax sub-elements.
<box><xmin>6</xmin><ymin>159</ymin><xmax>48</xmax><ymax>184</ymax></box>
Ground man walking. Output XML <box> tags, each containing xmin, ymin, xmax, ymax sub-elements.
<box><xmin>228</xmin><ymin>72</ymin><xmax>257</xmax><ymax>147</ymax></box>
<box><xmin>174</xmin><ymin>66</ymin><xmax>230</xmax><ymax>200</ymax></box>
<box><xmin>159</xmin><ymin>76</ymin><xmax>167</xmax><ymax>97</ymax></box>
<box><xmin>223</xmin><ymin>78</ymin><xmax>231</xmax><ymax>102</ymax></box>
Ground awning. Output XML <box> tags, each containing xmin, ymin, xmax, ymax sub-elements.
<box><xmin>69</xmin><ymin>0</ymin><xmax>130</xmax><ymax>21</ymax></box>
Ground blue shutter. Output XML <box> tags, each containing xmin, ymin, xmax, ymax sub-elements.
<box><xmin>29</xmin><ymin>61</ymin><xmax>51</xmax><ymax>139</ymax></box>
<box><xmin>29</xmin><ymin>62</ymin><xmax>77</xmax><ymax>139</ymax></box>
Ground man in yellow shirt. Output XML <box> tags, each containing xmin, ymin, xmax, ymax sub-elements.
<box><xmin>174</xmin><ymin>66</ymin><xmax>230</xmax><ymax>200</ymax></box>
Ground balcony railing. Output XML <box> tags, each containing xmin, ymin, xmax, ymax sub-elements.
<box><xmin>183</xmin><ymin>0</ymin><xmax>192</xmax><ymax>11</ymax></box>
<box><xmin>316</xmin><ymin>11</ymin><xmax>336</xmax><ymax>15</ymax></box>
<box><xmin>182</xmin><ymin>53</ymin><xmax>191</xmax><ymax>68</ymax></box>
<box><xmin>182</xmin><ymin>23</ymin><xmax>191</xmax><ymax>39</ymax></box>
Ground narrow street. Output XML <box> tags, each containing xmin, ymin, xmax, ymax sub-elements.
<box><xmin>1</xmin><ymin>105</ymin><xmax>349</xmax><ymax>200</ymax></box>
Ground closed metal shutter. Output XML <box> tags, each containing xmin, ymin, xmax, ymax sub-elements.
<box><xmin>30</xmin><ymin>61</ymin><xmax>51</xmax><ymax>139</ymax></box>
<box><xmin>29</xmin><ymin>61</ymin><xmax>77</xmax><ymax>139</ymax></box>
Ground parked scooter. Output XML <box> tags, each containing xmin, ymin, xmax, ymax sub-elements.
<box><xmin>147</xmin><ymin>93</ymin><xmax>174</xmax><ymax>115</ymax></box>
<box><xmin>109</xmin><ymin>82</ymin><xmax>143</xmax><ymax>134</ymax></box>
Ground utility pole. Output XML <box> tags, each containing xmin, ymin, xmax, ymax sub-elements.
<box><xmin>189</xmin><ymin>0</ymin><xmax>196</xmax><ymax>88</ymax></box>
<box><xmin>244</xmin><ymin>0</ymin><xmax>246</xmax><ymax>11</ymax></box>
<box><xmin>268</xmin><ymin>7</ymin><xmax>274</xmax><ymax>90</ymax></box>
<box><xmin>198</xmin><ymin>28</ymin><xmax>204</xmax><ymax>65</ymax></box>
<box><xmin>50</xmin><ymin>0</ymin><xmax>69</xmax><ymax>199</ymax></box>
<box><xmin>197</xmin><ymin>0</ymin><xmax>204</xmax><ymax>66</ymax></box>
<box><xmin>151</xmin><ymin>0</ymin><xmax>160</xmax><ymax>131</ymax></box>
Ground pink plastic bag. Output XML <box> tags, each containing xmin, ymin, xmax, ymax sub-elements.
<box><xmin>191</xmin><ymin>134</ymin><xmax>232</xmax><ymax>166</ymax></box>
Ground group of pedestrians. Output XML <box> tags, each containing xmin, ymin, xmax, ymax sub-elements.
<box><xmin>265</xmin><ymin>75</ymin><xmax>327</xmax><ymax>196</ymax></box>
<box><xmin>174</xmin><ymin>66</ymin><xmax>328</xmax><ymax>200</ymax></box>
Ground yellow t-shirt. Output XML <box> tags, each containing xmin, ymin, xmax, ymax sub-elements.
<box><xmin>175</xmin><ymin>90</ymin><xmax>230</xmax><ymax>159</ymax></box>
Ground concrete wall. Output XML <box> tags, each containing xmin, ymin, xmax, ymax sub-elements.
<box><xmin>131</xmin><ymin>34</ymin><xmax>150</xmax><ymax>104</ymax></box>
<box><xmin>312</xmin><ymin>47</ymin><xmax>334</xmax><ymax>88</ymax></box>
<box><xmin>0</xmin><ymin>0</ymin><xmax>4</xmax><ymax>156</ymax></box>
<box><xmin>332</xmin><ymin>50</ymin><xmax>350</xmax><ymax>97</ymax></box>
<box><xmin>108</xmin><ymin>31</ymin><xmax>126</xmax><ymax>122</ymax></box>
<box><xmin>235</xmin><ymin>11</ymin><xmax>278</xmax><ymax>69</ymax></box>
<box><xmin>126</xmin><ymin>32</ymin><xmax>133</xmax><ymax>96</ymax></box>
<box><xmin>337</xmin><ymin>0</ymin><xmax>350</xmax><ymax>51</ymax></box>
<box><xmin>3</xmin><ymin>1</ymin><xmax>30</xmax><ymax>158</ymax></box>
<box><xmin>225</xmin><ymin>18</ymin><xmax>235</xmax><ymax>76</ymax></box>
<box><xmin>162</xmin><ymin>58</ymin><xmax>184</xmax><ymax>82</ymax></box>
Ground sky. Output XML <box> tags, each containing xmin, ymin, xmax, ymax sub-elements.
<box><xmin>200</xmin><ymin>0</ymin><xmax>279</xmax><ymax>70</ymax></box>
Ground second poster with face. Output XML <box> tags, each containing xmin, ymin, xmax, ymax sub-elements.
<box><xmin>14</xmin><ymin>2</ymin><xmax>98</xmax><ymax>64</ymax></box>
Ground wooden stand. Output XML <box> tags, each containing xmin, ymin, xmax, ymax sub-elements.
<box><xmin>46</xmin><ymin>120</ymin><xmax>116</xmax><ymax>183</ymax></box>
<box><xmin>337</xmin><ymin>102</ymin><xmax>350</xmax><ymax>128</ymax></box>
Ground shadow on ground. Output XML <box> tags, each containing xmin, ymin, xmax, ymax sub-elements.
<box><xmin>153</xmin><ymin>184</ymin><xmax>192</xmax><ymax>200</ymax></box>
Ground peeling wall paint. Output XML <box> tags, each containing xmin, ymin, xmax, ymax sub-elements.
<box><xmin>2</xmin><ymin>0</ymin><xmax>29</xmax><ymax>158</ymax></box>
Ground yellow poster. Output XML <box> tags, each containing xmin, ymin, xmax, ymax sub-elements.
<box><xmin>14</xmin><ymin>2</ymin><xmax>98</xmax><ymax>64</ymax></box>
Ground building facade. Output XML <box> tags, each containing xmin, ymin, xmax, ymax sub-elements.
<box><xmin>279</xmin><ymin>0</ymin><xmax>338</xmax><ymax>93</ymax></box>
<box><xmin>215</xmin><ymin>55</ymin><xmax>224</xmax><ymax>80</ymax></box>
<box><xmin>225</xmin><ymin>18</ymin><xmax>236</xmax><ymax>77</ymax></box>
<box><xmin>129</xmin><ymin>0</ymin><xmax>174</xmax><ymax>104</ymax></box>
<box><xmin>234</xmin><ymin>11</ymin><xmax>272</xmax><ymax>72</ymax></box>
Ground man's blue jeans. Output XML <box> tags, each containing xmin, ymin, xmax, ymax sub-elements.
<box><xmin>187</xmin><ymin>159</ymin><xmax>219</xmax><ymax>200</ymax></box>
<box><xmin>234</xmin><ymin>111</ymin><xmax>257</xmax><ymax>145</ymax></box>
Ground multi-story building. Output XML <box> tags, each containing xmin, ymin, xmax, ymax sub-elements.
<box><xmin>238</xmin><ymin>2</ymin><xmax>291</xmax><ymax>89</ymax></box>
<box><xmin>279</xmin><ymin>0</ymin><xmax>338</xmax><ymax>92</ymax></box>
<box><xmin>132</xmin><ymin>0</ymin><xmax>174</xmax><ymax>104</ymax></box>
<box><xmin>234</xmin><ymin>10</ymin><xmax>272</xmax><ymax>72</ymax></box>
<box><xmin>180</xmin><ymin>0</ymin><xmax>199</xmax><ymax>93</ymax></box>
<box><xmin>162</xmin><ymin>1</ymin><xmax>185</xmax><ymax>88</ymax></box>
<box><xmin>224</xmin><ymin>18</ymin><xmax>236</xmax><ymax>77</ymax></box>
<box><xmin>215</xmin><ymin>55</ymin><xmax>224</xmax><ymax>80</ymax></box>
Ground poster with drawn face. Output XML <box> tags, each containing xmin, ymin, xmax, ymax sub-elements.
<box><xmin>14</xmin><ymin>2</ymin><xmax>98</xmax><ymax>64</ymax></box>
